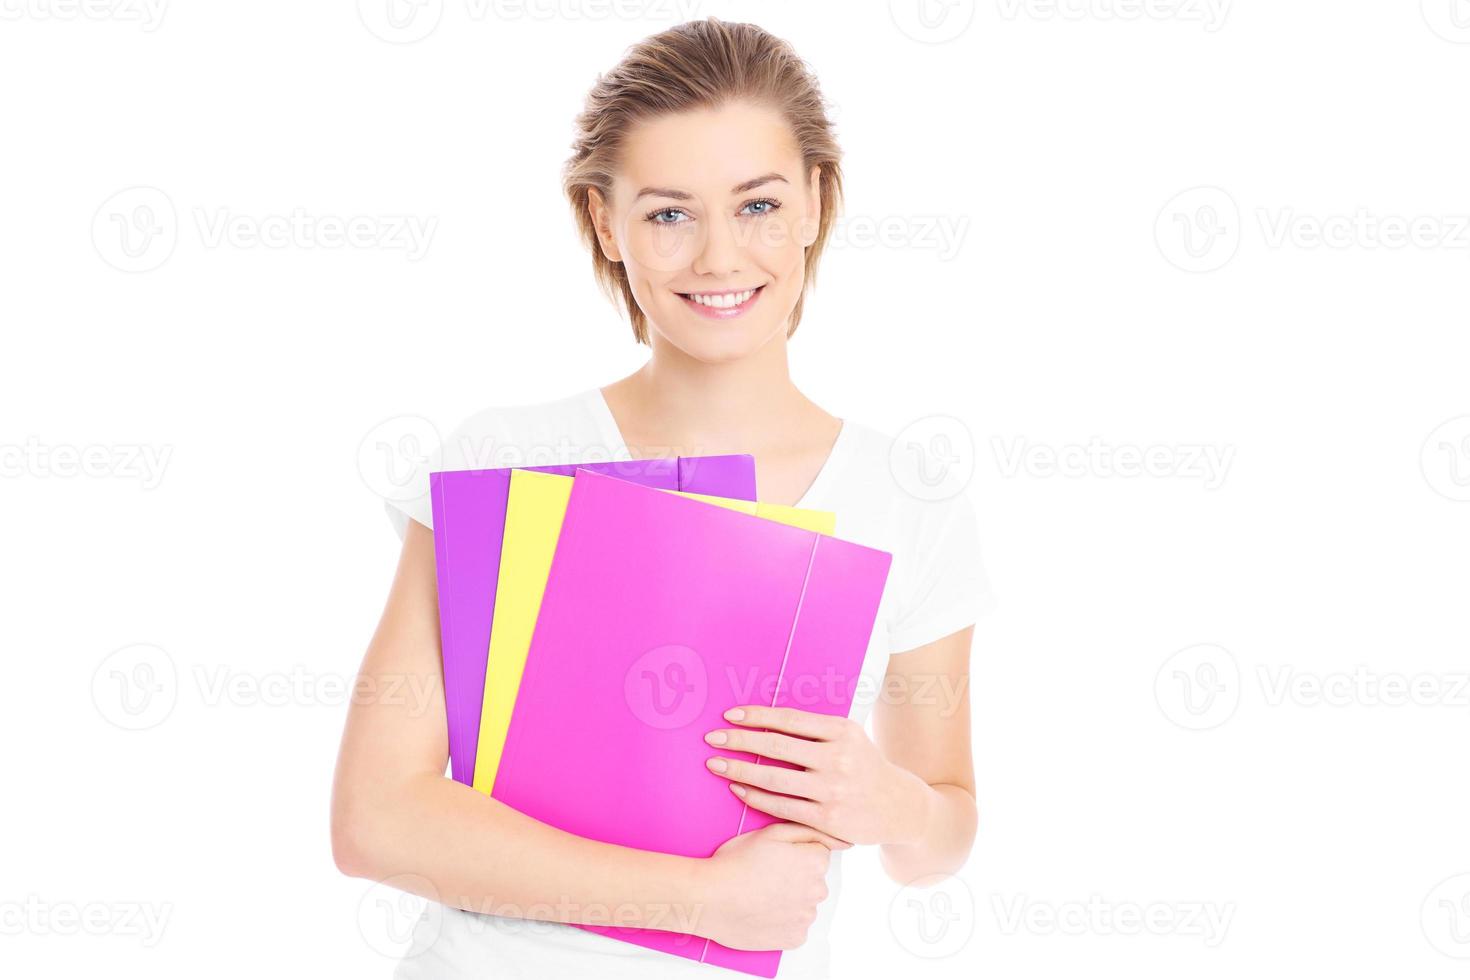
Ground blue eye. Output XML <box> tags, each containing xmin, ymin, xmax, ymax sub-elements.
<box><xmin>646</xmin><ymin>208</ymin><xmax>689</xmax><ymax>226</ymax></box>
<box><xmin>742</xmin><ymin>198</ymin><xmax>781</xmax><ymax>217</ymax></box>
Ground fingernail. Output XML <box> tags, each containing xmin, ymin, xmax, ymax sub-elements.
<box><xmin>725</xmin><ymin>708</ymin><xmax>745</xmax><ymax>721</ymax></box>
<box><xmin>730</xmin><ymin>784</ymin><xmax>746</xmax><ymax>797</ymax></box>
<box><xmin>705</xmin><ymin>731</ymin><xmax>727</xmax><ymax>745</ymax></box>
<box><xmin>707</xmin><ymin>758</ymin><xmax>728</xmax><ymax>773</ymax></box>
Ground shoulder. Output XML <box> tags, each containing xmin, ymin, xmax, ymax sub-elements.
<box><xmin>437</xmin><ymin>388</ymin><xmax>610</xmax><ymax>471</ymax></box>
<box><xmin>825</xmin><ymin>416</ymin><xmax>978</xmax><ymax>523</ymax></box>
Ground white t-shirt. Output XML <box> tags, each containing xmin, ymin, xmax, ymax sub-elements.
<box><xmin>383</xmin><ymin>387</ymin><xmax>995</xmax><ymax>980</ymax></box>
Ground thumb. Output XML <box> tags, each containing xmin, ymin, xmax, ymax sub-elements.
<box><xmin>761</xmin><ymin>822</ymin><xmax>853</xmax><ymax>851</ymax></box>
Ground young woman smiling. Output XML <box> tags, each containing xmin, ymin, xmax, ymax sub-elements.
<box><xmin>331</xmin><ymin>17</ymin><xmax>993</xmax><ymax>979</ymax></box>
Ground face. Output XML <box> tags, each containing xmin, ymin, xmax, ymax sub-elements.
<box><xmin>589</xmin><ymin>101</ymin><xmax>821</xmax><ymax>362</ymax></box>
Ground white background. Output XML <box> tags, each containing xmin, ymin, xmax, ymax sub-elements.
<box><xmin>3</xmin><ymin>1</ymin><xmax>1469</xmax><ymax>977</ymax></box>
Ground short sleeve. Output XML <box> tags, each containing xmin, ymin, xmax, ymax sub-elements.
<box><xmin>382</xmin><ymin>427</ymin><xmax>453</xmax><ymax>542</ymax></box>
<box><xmin>886</xmin><ymin>487</ymin><xmax>997</xmax><ymax>654</ymax></box>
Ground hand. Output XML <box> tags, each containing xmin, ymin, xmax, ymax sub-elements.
<box><xmin>704</xmin><ymin>705</ymin><xmax>932</xmax><ymax>847</ymax></box>
<box><xmin>698</xmin><ymin>822</ymin><xmax>849</xmax><ymax>951</ymax></box>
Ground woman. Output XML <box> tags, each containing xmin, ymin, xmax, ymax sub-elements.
<box><xmin>332</xmin><ymin>17</ymin><xmax>993</xmax><ymax>979</ymax></box>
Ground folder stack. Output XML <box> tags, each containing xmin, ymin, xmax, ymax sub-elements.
<box><xmin>429</xmin><ymin>455</ymin><xmax>892</xmax><ymax>976</ymax></box>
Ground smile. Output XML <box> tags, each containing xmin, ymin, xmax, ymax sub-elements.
<box><xmin>675</xmin><ymin>285</ymin><xmax>766</xmax><ymax>319</ymax></box>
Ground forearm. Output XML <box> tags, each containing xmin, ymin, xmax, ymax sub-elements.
<box><xmin>333</xmin><ymin>770</ymin><xmax>710</xmax><ymax>936</ymax></box>
<box><xmin>877</xmin><ymin>774</ymin><xmax>977</xmax><ymax>884</ymax></box>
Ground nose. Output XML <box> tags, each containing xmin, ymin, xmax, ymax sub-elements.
<box><xmin>689</xmin><ymin>211</ymin><xmax>746</xmax><ymax>279</ymax></box>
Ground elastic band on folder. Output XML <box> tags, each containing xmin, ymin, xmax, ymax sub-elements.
<box><xmin>702</xmin><ymin>533</ymin><xmax>822</xmax><ymax>965</ymax></box>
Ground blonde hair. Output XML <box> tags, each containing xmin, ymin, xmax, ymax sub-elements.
<box><xmin>563</xmin><ymin>17</ymin><xmax>844</xmax><ymax>346</ymax></box>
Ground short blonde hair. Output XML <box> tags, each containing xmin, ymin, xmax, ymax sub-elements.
<box><xmin>563</xmin><ymin>17</ymin><xmax>844</xmax><ymax>346</ymax></box>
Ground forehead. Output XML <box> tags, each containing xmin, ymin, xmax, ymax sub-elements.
<box><xmin>614</xmin><ymin>102</ymin><xmax>801</xmax><ymax>199</ymax></box>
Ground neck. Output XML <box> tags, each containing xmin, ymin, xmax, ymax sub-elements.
<box><xmin>610</xmin><ymin>327</ymin><xmax>821</xmax><ymax>452</ymax></box>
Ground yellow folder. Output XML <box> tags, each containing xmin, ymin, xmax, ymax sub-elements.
<box><xmin>471</xmin><ymin>469</ymin><xmax>836</xmax><ymax>794</ymax></box>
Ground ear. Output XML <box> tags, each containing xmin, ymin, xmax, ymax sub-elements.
<box><xmin>801</xmin><ymin>164</ymin><xmax>821</xmax><ymax>247</ymax></box>
<box><xmin>587</xmin><ymin>187</ymin><xmax>623</xmax><ymax>262</ymax></box>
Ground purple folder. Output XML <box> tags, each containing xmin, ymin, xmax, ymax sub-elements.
<box><xmin>492</xmin><ymin>469</ymin><xmax>892</xmax><ymax>976</ymax></box>
<box><xmin>429</xmin><ymin>455</ymin><xmax>756</xmax><ymax>785</ymax></box>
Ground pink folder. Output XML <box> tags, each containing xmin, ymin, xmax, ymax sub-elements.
<box><xmin>429</xmin><ymin>456</ymin><xmax>756</xmax><ymax>785</ymax></box>
<box><xmin>492</xmin><ymin>468</ymin><xmax>893</xmax><ymax>977</ymax></box>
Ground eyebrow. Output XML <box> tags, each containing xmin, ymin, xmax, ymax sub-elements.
<box><xmin>633</xmin><ymin>172</ymin><xmax>789</xmax><ymax>202</ymax></box>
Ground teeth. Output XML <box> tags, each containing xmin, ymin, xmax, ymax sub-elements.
<box><xmin>687</xmin><ymin>287</ymin><xmax>757</xmax><ymax>308</ymax></box>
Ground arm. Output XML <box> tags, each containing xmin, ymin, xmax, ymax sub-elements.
<box><xmin>870</xmin><ymin>625</ymin><xmax>977</xmax><ymax>884</ymax></box>
<box><xmin>330</xmin><ymin>519</ymin><xmax>845</xmax><ymax>947</ymax></box>
<box><xmin>702</xmin><ymin>624</ymin><xmax>978</xmax><ymax>885</ymax></box>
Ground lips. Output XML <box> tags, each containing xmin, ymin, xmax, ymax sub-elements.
<box><xmin>676</xmin><ymin>284</ymin><xmax>766</xmax><ymax>320</ymax></box>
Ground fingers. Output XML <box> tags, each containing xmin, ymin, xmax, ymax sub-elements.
<box><xmin>723</xmin><ymin>705</ymin><xmax>848</xmax><ymax>741</ymax></box>
<box><xmin>706</xmin><ymin>755</ymin><xmax>816</xmax><ymax>798</ymax></box>
<box><xmin>704</xmin><ymin>728</ymin><xmax>823</xmax><ymax>769</ymax></box>
<box><xmin>734</xmin><ymin>784</ymin><xmax>826</xmax><ymax>831</ymax></box>
<box><xmin>761</xmin><ymin>821</ymin><xmax>851</xmax><ymax>851</ymax></box>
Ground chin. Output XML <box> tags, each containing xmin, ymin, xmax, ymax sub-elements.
<box><xmin>656</xmin><ymin>323</ymin><xmax>770</xmax><ymax>364</ymax></box>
